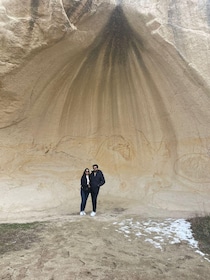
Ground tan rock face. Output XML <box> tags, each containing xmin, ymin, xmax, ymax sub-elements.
<box><xmin>0</xmin><ymin>0</ymin><xmax>210</xmax><ymax>220</ymax></box>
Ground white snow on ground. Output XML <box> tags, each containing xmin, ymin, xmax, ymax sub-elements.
<box><xmin>113</xmin><ymin>218</ymin><xmax>210</xmax><ymax>262</ymax></box>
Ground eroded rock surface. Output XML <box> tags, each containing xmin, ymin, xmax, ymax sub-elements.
<box><xmin>0</xmin><ymin>0</ymin><xmax>210</xmax><ymax>220</ymax></box>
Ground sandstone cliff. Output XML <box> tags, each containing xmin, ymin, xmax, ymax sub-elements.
<box><xmin>0</xmin><ymin>0</ymin><xmax>210</xmax><ymax>220</ymax></box>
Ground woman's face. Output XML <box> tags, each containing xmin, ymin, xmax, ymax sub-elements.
<box><xmin>85</xmin><ymin>169</ymin><xmax>90</xmax><ymax>174</ymax></box>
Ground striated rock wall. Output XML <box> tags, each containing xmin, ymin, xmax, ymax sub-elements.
<box><xmin>0</xmin><ymin>0</ymin><xmax>210</xmax><ymax>220</ymax></box>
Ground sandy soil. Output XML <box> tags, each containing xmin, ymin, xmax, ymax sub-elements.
<box><xmin>0</xmin><ymin>203</ymin><xmax>209</xmax><ymax>280</ymax></box>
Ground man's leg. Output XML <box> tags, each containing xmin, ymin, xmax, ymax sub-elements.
<box><xmin>91</xmin><ymin>187</ymin><xmax>99</xmax><ymax>212</ymax></box>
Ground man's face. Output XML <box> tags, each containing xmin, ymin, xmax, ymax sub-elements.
<box><xmin>93</xmin><ymin>166</ymin><xmax>98</xmax><ymax>171</ymax></box>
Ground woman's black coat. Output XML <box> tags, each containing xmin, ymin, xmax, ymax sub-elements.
<box><xmin>81</xmin><ymin>174</ymin><xmax>90</xmax><ymax>192</ymax></box>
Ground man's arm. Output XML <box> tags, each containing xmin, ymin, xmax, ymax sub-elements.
<box><xmin>99</xmin><ymin>171</ymin><xmax>105</xmax><ymax>187</ymax></box>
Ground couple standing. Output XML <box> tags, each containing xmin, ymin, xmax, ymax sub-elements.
<box><xmin>80</xmin><ymin>164</ymin><xmax>105</xmax><ymax>217</ymax></box>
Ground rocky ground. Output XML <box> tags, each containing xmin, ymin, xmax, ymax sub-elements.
<box><xmin>0</xmin><ymin>207</ymin><xmax>209</xmax><ymax>280</ymax></box>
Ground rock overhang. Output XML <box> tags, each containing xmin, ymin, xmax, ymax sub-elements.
<box><xmin>0</xmin><ymin>0</ymin><xmax>210</xmax><ymax>219</ymax></box>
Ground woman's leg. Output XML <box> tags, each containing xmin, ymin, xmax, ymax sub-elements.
<box><xmin>80</xmin><ymin>188</ymin><xmax>89</xmax><ymax>211</ymax></box>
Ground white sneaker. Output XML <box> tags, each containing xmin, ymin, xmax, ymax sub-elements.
<box><xmin>90</xmin><ymin>211</ymin><xmax>96</xmax><ymax>217</ymax></box>
<box><xmin>80</xmin><ymin>211</ymin><xmax>86</xmax><ymax>216</ymax></box>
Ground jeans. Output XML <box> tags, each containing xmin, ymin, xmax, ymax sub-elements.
<box><xmin>90</xmin><ymin>187</ymin><xmax>100</xmax><ymax>212</ymax></box>
<box><xmin>80</xmin><ymin>188</ymin><xmax>90</xmax><ymax>211</ymax></box>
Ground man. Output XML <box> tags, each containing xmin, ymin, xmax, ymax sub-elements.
<box><xmin>89</xmin><ymin>164</ymin><xmax>105</xmax><ymax>217</ymax></box>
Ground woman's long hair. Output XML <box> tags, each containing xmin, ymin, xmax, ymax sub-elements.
<box><xmin>82</xmin><ymin>168</ymin><xmax>90</xmax><ymax>176</ymax></box>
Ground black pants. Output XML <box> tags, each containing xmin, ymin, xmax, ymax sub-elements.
<box><xmin>80</xmin><ymin>188</ymin><xmax>89</xmax><ymax>211</ymax></box>
<box><xmin>90</xmin><ymin>187</ymin><xmax>100</xmax><ymax>212</ymax></box>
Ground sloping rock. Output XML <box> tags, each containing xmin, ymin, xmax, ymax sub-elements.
<box><xmin>0</xmin><ymin>0</ymin><xmax>210</xmax><ymax>220</ymax></box>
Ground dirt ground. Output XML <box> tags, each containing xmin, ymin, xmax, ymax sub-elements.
<box><xmin>0</xmin><ymin>204</ymin><xmax>210</xmax><ymax>280</ymax></box>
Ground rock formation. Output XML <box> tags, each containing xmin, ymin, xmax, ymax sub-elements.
<box><xmin>0</xmin><ymin>0</ymin><xmax>210</xmax><ymax>220</ymax></box>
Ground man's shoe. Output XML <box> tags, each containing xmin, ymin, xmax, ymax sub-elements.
<box><xmin>90</xmin><ymin>211</ymin><xmax>96</xmax><ymax>217</ymax></box>
<box><xmin>80</xmin><ymin>211</ymin><xmax>85</xmax><ymax>216</ymax></box>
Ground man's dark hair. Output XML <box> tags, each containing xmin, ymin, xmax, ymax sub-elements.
<box><xmin>93</xmin><ymin>164</ymin><xmax>98</xmax><ymax>168</ymax></box>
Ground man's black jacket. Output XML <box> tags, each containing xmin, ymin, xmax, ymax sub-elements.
<box><xmin>90</xmin><ymin>170</ymin><xmax>105</xmax><ymax>188</ymax></box>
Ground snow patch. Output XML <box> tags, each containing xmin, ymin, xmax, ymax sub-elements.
<box><xmin>113</xmin><ymin>218</ymin><xmax>210</xmax><ymax>262</ymax></box>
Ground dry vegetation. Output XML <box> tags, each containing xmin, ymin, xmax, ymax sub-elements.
<box><xmin>0</xmin><ymin>222</ymin><xmax>45</xmax><ymax>255</ymax></box>
<box><xmin>188</xmin><ymin>215</ymin><xmax>210</xmax><ymax>255</ymax></box>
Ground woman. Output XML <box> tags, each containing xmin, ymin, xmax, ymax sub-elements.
<box><xmin>80</xmin><ymin>168</ymin><xmax>90</xmax><ymax>215</ymax></box>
